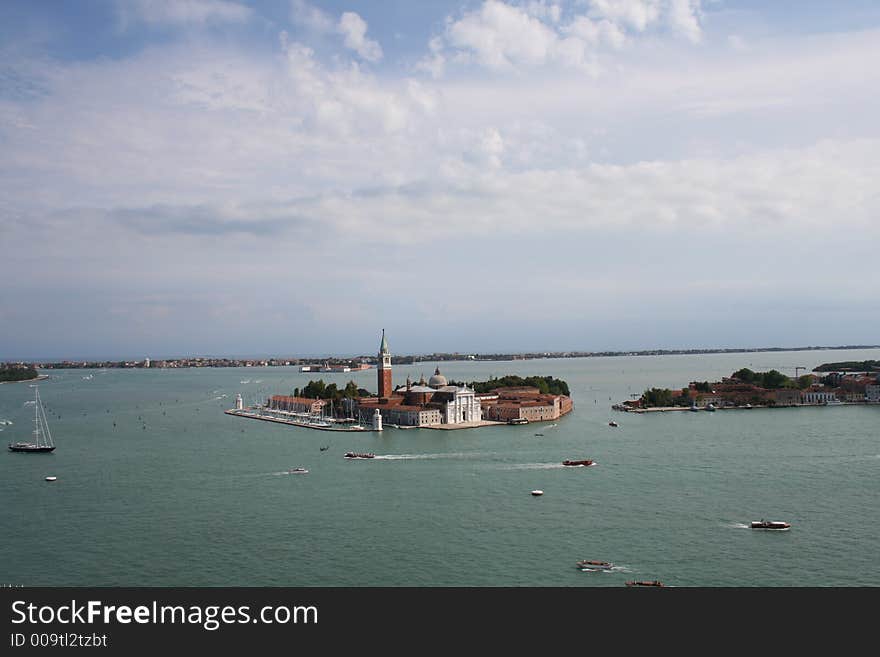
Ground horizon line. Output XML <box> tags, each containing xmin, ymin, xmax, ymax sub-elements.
<box><xmin>4</xmin><ymin>344</ymin><xmax>880</xmax><ymax>365</ymax></box>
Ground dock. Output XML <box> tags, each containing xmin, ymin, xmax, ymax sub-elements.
<box><xmin>224</xmin><ymin>408</ymin><xmax>375</xmax><ymax>432</ymax></box>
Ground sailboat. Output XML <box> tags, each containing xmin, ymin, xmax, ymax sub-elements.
<box><xmin>8</xmin><ymin>386</ymin><xmax>56</xmax><ymax>453</ymax></box>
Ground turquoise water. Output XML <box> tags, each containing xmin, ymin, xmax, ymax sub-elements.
<box><xmin>1</xmin><ymin>349</ymin><xmax>878</xmax><ymax>586</ymax></box>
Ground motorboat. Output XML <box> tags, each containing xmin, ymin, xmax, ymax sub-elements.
<box><xmin>608</xmin><ymin>421</ymin><xmax>619</xmax><ymax>427</ymax></box>
<box><xmin>531</xmin><ymin>490</ymin><xmax>544</xmax><ymax>496</ymax></box>
<box><xmin>534</xmin><ymin>433</ymin><xmax>544</xmax><ymax>437</ymax></box>
<box><xmin>562</xmin><ymin>459</ymin><xmax>594</xmax><ymax>467</ymax></box>
<box><xmin>344</xmin><ymin>452</ymin><xmax>375</xmax><ymax>459</ymax></box>
<box><xmin>704</xmin><ymin>403</ymin><xmax>716</xmax><ymax>412</ymax></box>
<box><xmin>750</xmin><ymin>520</ymin><xmax>791</xmax><ymax>530</ymax></box>
<box><xmin>508</xmin><ymin>418</ymin><xmax>529</xmax><ymax>425</ymax></box>
<box><xmin>319</xmin><ymin>446</ymin><xmax>330</xmax><ymax>451</ymax></box>
<box><xmin>288</xmin><ymin>467</ymin><xmax>309</xmax><ymax>474</ymax></box>
<box><xmin>44</xmin><ymin>476</ymin><xmax>57</xmax><ymax>482</ymax></box>
<box><xmin>576</xmin><ymin>560</ymin><xmax>613</xmax><ymax>570</ymax></box>
<box><xmin>626</xmin><ymin>580</ymin><xmax>665</xmax><ymax>587</ymax></box>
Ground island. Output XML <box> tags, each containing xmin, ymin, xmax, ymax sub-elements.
<box><xmin>0</xmin><ymin>364</ymin><xmax>42</xmax><ymax>383</ymax></box>
<box><xmin>227</xmin><ymin>330</ymin><xmax>574</xmax><ymax>431</ymax></box>
<box><xmin>618</xmin><ymin>367</ymin><xmax>880</xmax><ymax>411</ymax></box>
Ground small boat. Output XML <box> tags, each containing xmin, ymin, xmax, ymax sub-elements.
<box><xmin>562</xmin><ymin>459</ymin><xmax>594</xmax><ymax>467</ymax></box>
<box><xmin>508</xmin><ymin>418</ymin><xmax>529</xmax><ymax>425</ymax></box>
<box><xmin>344</xmin><ymin>452</ymin><xmax>375</xmax><ymax>459</ymax></box>
<box><xmin>319</xmin><ymin>446</ymin><xmax>330</xmax><ymax>451</ymax></box>
<box><xmin>704</xmin><ymin>403</ymin><xmax>716</xmax><ymax>412</ymax></box>
<box><xmin>287</xmin><ymin>467</ymin><xmax>309</xmax><ymax>474</ymax></box>
<box><xmin>534</xmin><ymin>433</ymin><xmax>544</xmax><ymax>436</ymax></box>
<box><xmin>689</xmin><ymin>405</ymin><xmax>699</xmax><ymax>412</ymax></box>
<box><xmin>626</xmin><ymin>580</ymin><xmax>665</xmax><ymax>587</ymax></box>
<box><xmin>531</xmin><ymin>490</ymin><xmax>544</xmax><ymax>496</ymax></box>
<box><xmin>608</xmin><ymin>421</ymin><xmax>619</xmax><ymax>427</ymax></box>
<box><xmin>44</xmin><ymin>476</ymin><xmax>57</xmax><ymax>482</ymax></box>
<box><xmin>8</xmin><ymin>387</ymin><xmax>55</xmax><ymax>453</ymax></box>
<box><xmin>577</xmin><ymin>560</ymin><xmax>613</xmax><ymax>570</ymax></box>
<box><xmin>750</xmin><ymin>520</ymin><xmax>791</xmax><ymax>530</ymax></box>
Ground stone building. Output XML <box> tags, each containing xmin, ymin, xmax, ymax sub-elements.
<box><xmin>355</xmin><ymin>333</ymin><xmax>481</xmax><ymax>427</ymax></box>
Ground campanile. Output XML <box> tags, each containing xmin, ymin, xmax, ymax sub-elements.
<box><xmin>378</xmin><ymin>329</ymin><xmax>392</xmax><ymax>398</ymax></box>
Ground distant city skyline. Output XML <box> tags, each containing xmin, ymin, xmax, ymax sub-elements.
<box><xmin>3</xmin><ymin>1</ymin><xmax>880</xmax><ymax>359</ymax></box>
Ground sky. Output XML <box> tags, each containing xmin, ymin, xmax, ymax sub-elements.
<box><xmin>2</xmin><ymin>1</ymin><xmax>880</xmax><ymax>360</ymax></box>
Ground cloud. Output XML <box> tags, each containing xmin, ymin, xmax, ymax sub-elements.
<box><xmin>290</xmin><ymin>1</ymin><xmax>382</xmax><ymax>62</ymax></box>
<box><xmin>3</xmin><ymin>5</ymin><xmax>880</xmax><ymax>355</ymax></box>
<box><xmin>338</xmin><ymin>12</ymin><xmax>383</xmax><ymax>63</ymax></box>
<box><xmin>117</xmin><ymin>0</ymin><xmax>252</xmax><ymax>28</ymax></box>
<box><xmin>418</xmin><ymin>0</ymin><xmax>704</xmax><ymax>76</ymax></box>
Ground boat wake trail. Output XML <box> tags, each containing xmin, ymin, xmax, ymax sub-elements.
<box><xmin>374</xmin><ymin>452</ymin><xmax>482</xmax><ymax>461</ymax></box>
<box><xmin>501</xmin><ymin>463</ymin><xmax>576</xmax><ymax>470</ymax></box>
<box><xmin>728</xmin><ymin>522</ymin><xmax>751</xmax><ymax>529</ymax></box>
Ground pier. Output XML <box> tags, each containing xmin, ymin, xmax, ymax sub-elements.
<box><xmin>224</xmin><ymin>408</ymin><xmax>376</xmax><ymax>432</ymax></box>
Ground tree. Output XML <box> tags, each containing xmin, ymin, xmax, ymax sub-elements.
<box><xmin>759</xmin><ymin>369</ymin><xmax>789</xmax><ymax>389</ymax></box>
<box><xmin>641</xmin><ymin>388</ymin><xmax>675</xmax><ymax>407</ymax></box>
<box><xmin>732</xmin><ymin>368</ymin><xmax>756</xmax><ymax>383</ymax></box>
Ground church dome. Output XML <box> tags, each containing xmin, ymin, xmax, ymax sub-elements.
<box><xmin>428</xmin><ymin>367</ymin><xmax>447</xmax><ymax>388</ymax></box>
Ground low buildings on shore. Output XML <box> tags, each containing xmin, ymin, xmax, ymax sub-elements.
<box><xmin>267</xmin><ymin>395</ymin><xmax>328</xmax><ymax>415</ymax></box>
<box><xmin>625</xmin><ymin>369</ymin><xmax>880</xmax><ymax>410</ymax></box>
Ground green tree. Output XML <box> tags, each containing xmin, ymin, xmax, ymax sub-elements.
<box><xmin>641</xmin><ymin>388</ymin><xmax>675</xmax><ymax>407</ymax></box>
<box><xmin>759</xmin><ymin>369</ymin><xmax>789</xmax><ymax>389</ymax></box>
<box><xmin>732</xmin><ymin>368</ymin><xmax>756</xmax><ymax>383</ymax></box>
<box><xmin>796</xmin><ymin>374</ymin><xmax>813</xmax><ymax>389</ymax></box>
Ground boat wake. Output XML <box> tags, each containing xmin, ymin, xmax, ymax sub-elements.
<box><xmin>728</xmin><ymin>522</ymin><xmax>752</xmax><ymax>530</ymax></box>
<box><xmin>373</xmin><ymin>452</ymin><xmax>483</xmax><ymax>461</ymax></box>
<box><xmin>501</xmin><ymin>462</ymin><xmax>586</xmax><ymax>470</ymax></box>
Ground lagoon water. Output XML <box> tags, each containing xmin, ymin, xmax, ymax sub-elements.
<box><xmin>1</xmin><ymin>349</ymin><xmax>878</xmax><ymax>587</ymax></box>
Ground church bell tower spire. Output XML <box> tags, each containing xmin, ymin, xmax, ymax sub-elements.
<box><xmin>378</xmin><ymin>329</ymin><xmax>392</xmax><ymax>398</ymax></box>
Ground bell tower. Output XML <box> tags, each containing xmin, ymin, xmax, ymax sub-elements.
<box><xmin>378</xmin><ymin>329</ymin><xmax>392</xmax><ymax>398</ymax></box>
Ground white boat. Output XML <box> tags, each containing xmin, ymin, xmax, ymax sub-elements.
<box><xmin>45</xmin><ymin>476</ymin><xmax>57</xmax><ymax>482</ymax></box>
<box><xmin>576</xmin><ymin>560</ymin><xmax>613</xmax><ymax>570</ymax></box>
<box><xmin>531</xmin><ymin>490</ymin><xmax>544</xmax><ymax>496</ymax></box>
<box><xmin>288</xmin><ymin>467</ymin><xmax>309</xmax><ymax>475</ymax></box>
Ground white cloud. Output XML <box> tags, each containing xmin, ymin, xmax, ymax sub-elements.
<box><xmin>588</xmin><ymin>0</ymin><xmax>662</xmax><ymax>32</ymax></box>
<box><xmin>666</xmin><ymin>0</ymin><xmax>702</xmax><ymax>44</ymax></box>
<box><xmin>338</xmin><ymin>12</ymin><xmax>383</xmax><ymax>63</ymax></box>
<box><xmin>418</xmin><ymin>0</ymin><xmax>704</xmax><ymax>76</ymax></box>
<box><xmin>118</xmin><ymin>0</ymin><xmax>252</xmax><ymax>27</ymax></box>
<box><xmin>290</xmin><ymin>1</ymin><xmax>382</xmax><ymax>63</ymax></box>
<box><xmin>290</xmin><ymin>0</ymin><xmax>335</xmax><ymax>33</ymax></box>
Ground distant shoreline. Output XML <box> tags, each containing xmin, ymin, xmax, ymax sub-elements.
<box><xmin>5</xmin><ymin>345</ymin><xmax>880</xmax><ymax>370</ymax></box>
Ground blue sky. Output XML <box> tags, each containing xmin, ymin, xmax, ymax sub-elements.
<box><xmin>2</xmin><ymin>1</ymin><xmax>880</xmax><ymax>359</ymax></box>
